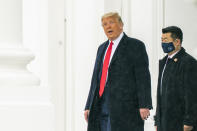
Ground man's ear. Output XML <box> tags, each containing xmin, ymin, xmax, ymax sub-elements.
<box><xmin>175</xmin><ymin>39</ymin><xmax>181</xmax><ymax>46</ymax></box>
<box><xmin>120</xmin><ymin>23</ymin><xmax>123</xmax><ymax>30</ymax></box>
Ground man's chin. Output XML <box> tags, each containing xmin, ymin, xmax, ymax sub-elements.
<box><xmin>107</xmin><ymin>36</ymin><xmax>115</xmax><ymax>41</ymax></box>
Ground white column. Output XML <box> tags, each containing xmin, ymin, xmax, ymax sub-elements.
<box><xmin>0</xmin><ymin>0</ymin><xmax>54</xmax><ymax>131</ymax></box>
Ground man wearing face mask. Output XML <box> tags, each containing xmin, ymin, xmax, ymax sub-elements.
<box><xmin>154</xmin><ymin>26</ymin><xmax>197</xmax><ymax>131</ymax></box>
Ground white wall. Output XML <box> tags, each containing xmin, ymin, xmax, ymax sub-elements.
<box><xmin>65</xmin><ymin>0</ymin><xmax>105</xmax><ymax>130</ymax></box>
<box><xmin>165</xmin><ymin>0</ymin><xmax>197</xmax><ymax>58</ymax></box>
<box><xmin>48</xmin><ymin>0</ymin><xmax>65</xmax><ymax>130</ymax></box>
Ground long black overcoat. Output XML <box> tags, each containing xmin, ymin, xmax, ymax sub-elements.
<box><xmin>155</xmin><ymin>48</ymin><xmax>197</xmax><ymax>131</ymax></box>
<box><xmin>85</xmin><ymin>33</ymin><xmax>152</xmax><ymax>131</ymax></box>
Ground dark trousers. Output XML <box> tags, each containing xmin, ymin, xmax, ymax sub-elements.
<box><xmin>99</xmin><ymin>85</ymin><xmax>111</xmax><ymax>131</ymax></box>
<box><xmin>100</xmin><ymin>116</ymin><xmax>111</xmax><ymax>131</ymax></box>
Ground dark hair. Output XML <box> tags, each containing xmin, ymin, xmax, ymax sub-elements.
<box><xmin>162</xmin><ymin>26</ymin><xmax>183</xmax><ymax>43</ymax></box>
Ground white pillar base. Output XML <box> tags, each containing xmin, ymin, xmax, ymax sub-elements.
<box><xmin>0</xmin><ymin>46</ymin><xmax>54</xmax><ymax>131</ymax></box>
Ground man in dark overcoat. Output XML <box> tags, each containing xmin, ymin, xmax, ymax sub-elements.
<box><xmin>84</xmin><ymin>12</ymin><xmax>152</xmax><ymax>131</ymax></box>
<box><xmin>155</xmin><ymin>26</ymin><xmax>197</xmax><ymax>131</ymax></box>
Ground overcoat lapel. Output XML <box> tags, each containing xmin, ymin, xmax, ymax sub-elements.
<box><xmin>108</xmin><ymin>34</ymin><xmax>127</xmax><ymax>69</ymax></box>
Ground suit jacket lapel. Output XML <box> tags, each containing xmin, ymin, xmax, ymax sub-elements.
<box><xmin>108</xmin><ymin>33</ymin><xmax>127</xmax><ymax>69</ymax></box>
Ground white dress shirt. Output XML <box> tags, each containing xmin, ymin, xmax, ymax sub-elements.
<box><xmin>103</xmin><ymin>32</ymin><xmax>124</xmax><ymax>64</ymax></box>
<box><xmin>102</xmin><ymin>32</ymin><xmax>124</xmax><ymax>80</ymax></box>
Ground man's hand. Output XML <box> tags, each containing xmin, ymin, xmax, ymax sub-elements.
<box><xmin>139</xmin><ymin>108</ymin><xmax>150</xmax><ymax>120</ymax></box>
<box><xmin>184</xmin><ymin>125</ymin><xmax>193</xmax><ymax>131</ymax></box>
<box><xmin>84</xmin><ymin>110</ymin><xmax>90</xmax><ymax>123</ymax></box>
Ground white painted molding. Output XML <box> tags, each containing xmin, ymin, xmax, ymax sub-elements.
<box><xmin>0</xmin><ymin>0</ymin><xmax>40</xmax><ymax>87</ymax></box>
<box><xmin>0</xmin><ymin>47</ymin><xmax>40</xmax><ymax>87</ymax></box>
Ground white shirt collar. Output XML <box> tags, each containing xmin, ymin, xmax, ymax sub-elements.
<box><xmin>168</xmin><ymin>50</ymin><xmax>180</xmax><ymax>59</ymax></box>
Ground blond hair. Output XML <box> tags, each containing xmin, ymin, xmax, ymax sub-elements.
<box><xmin>101</xmin><ymin>12</ymin><xmax>123</xmax><ymax>24</ymax></box>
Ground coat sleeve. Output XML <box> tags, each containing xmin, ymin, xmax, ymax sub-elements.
<box><xmin>154</xmin><ymin>114</ymin><xmax>158</xmax><ymax>126</ymax></box>
<box><xmin>84</xmin><ymin>46</ymin><xmax>101</xmax><ymax>110</ymax></box>
<box><xmin>183</xmin><ymin>58</ymin><xmax>197</xmax><ymax>126</ymax></box>
<box><xmin>154</xmin><ymin>86</ymin><xmax>159</xmax><ymax>126</ymax></box>
<box><xmin>154</xmin><ymin>61</ymin><xmax>162</xmax><ymax>126</ymax></box>
<box><xmin>134</xmin><ymin>42</ymin><xmax>153</xmax><ymax>109</ymax></box>
<box><xmin>154</xmin><ymin>70</ymin><xmax>162</xmax><ymax>126</ymax></box>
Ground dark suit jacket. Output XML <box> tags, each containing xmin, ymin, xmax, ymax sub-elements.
<box><xmin>85</xmin><ymin>33</ymin><xmax>152</xmax><ymax>131</ymax></box>
<box><xmin>155</xmin><ymin>48</ymin><xmax>197</xmax><ymax>131</ymax></box>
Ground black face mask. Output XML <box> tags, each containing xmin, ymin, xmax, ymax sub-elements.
<box><xmin>161</xmin><ymin>42</ymin><xmax>175</xmax><ymax>53</ymax></box>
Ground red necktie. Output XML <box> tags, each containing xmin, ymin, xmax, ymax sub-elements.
<box><xmin>99</xmin><ymin>41</ymin><xmax>113</xmax><ymax>97</ymax></box>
